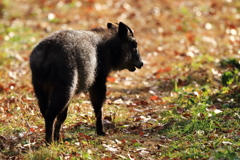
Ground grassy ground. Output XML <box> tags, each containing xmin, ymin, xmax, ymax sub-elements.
<box><xmin>0</xmin><ymin>0</ymin><xmax>240</xmax><ymax>159</ymax></box>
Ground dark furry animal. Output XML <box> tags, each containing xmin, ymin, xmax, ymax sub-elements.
<box><xmin>30</xmin><ymin>22</ymin><xmax>143</xmax><ymax>143</ymax></box>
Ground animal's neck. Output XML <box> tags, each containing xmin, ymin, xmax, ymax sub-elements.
<box><xmin>97</xmin><ymin>35</ymin><xmax>125</xmax><ymax>72</ymax></box>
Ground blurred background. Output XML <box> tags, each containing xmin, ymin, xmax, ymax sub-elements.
<box><xmin>0</xmin><ymin>0</ymin><xmax>239</xmax><ymax>85</ymax></box>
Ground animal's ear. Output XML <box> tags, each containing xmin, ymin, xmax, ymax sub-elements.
<box><xmin>118</xmin><ymin>22</ymin><xmax>128</xmax><ymax>39</ymax></box>
<box><xmin>107</xmin><ymin>23</ymin><xmax>115</xmax><ymax>29</ymax></box>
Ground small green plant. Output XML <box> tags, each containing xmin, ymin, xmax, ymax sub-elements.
<box><xmin>221</xmin><ymin>58</ymin><xmax>240</xmax><ymax>69</ymax></box>
<box><xmin>222</xmin><ymin>70</ymin><xmax>239</xmax><ymax>86</ymax></box>
<box><xmin>221</xmin><ymin>58</ymin><xmax>240</xmax><ymax>86</ymax></box>
<box><xmin>213</xmin><ymin>147</ymin><xmax>240</xmax><ymax>160</ymax></box>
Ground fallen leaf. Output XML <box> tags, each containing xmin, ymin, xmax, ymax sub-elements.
<box><xmin>227</xmin><ymin>129</ymin><xmax>234</xmax><ymax>133</ymax></box>
<box><xmin>183</xmin><ymin>113</ymin><xmax>192</xmax><ymax>118</ymax></box>
<box><xmin>29</xmin><ymin>128</ymin><xmax>35</xmax><ymax>132</ymax></box>
<box><xmin>135</xmin><ymin>100</ymin><xmax>148</xmax><ymax>105</ymax></box>
<box><xmin>150</xmin><ymin>95</ymin><xmax>159</xmax><ymax>101</ymax></box>
<box><xmin>152</xmin><ymin>125</ymin><xmax>164</xmax><ymax>130</ymax></box>
<box><xmin>101</xmin><ymin>158</ymin><xmax>113</xmax><ymax>160</ymax></box>
<box><xmin>186</xmin><ymin>31</ymin><xmax>195</xmax><ymax>43</ymax></box>
<box><xmin>107</xmin><ymin>77</ymin><xmax>116</xmax><ymax>82</ymax></box>
<box><xmin>177</xmin><ymin>107</ymin><xmax>185</xmax><ymax>114</ymax></box>
<box><xmin>78</xmin><ymin>133</ymin><xmax>92</xmax><ymax>140</ymax></box>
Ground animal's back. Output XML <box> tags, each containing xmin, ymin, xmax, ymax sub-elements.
<box><xmin>30</xmin><ymin>30</ymin><xmax>100</xmax><ymax>92</ymax></box>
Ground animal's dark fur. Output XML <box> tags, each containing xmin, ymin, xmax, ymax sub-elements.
<box><xmin>30</xmin><ymin>22</ymin><xmax>143</xmax><ymax>143</ymax></box>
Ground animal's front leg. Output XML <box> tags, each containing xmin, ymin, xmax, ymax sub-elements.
<box><xmin>89</xmin><ymin>82</ymin><xmax>106</xmax><ymax>136</ymax></box>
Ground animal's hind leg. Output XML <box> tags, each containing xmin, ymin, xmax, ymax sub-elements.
<box><xmin>89</xmin><ymin>82</ymin><xmax>106</xmax><ymax>136</ymax></box>
<box><xmin>44</xmin><ymin>85</ymin><xmax>73</xmax><ymax>143</ymax></box>
<box><xmin>54</xmin><ymin>106</ymin><xmax>69</xmax><ymax>141</ymax></box>
<box><xmin>32</xmin><ymin>83</ymin><xmax>49</xmax><ymax>117</ymax></box>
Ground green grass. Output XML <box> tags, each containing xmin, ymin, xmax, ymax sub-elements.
<box><xmin>158</xmin><ymin>86</ymin><xmax>240</xmax><ymax>159</ymax></box>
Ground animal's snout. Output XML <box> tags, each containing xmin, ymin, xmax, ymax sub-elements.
<box><xmin>135</xmin><ymin>60</ymin><xmax>143</xmax><ymax>69</ymax></box>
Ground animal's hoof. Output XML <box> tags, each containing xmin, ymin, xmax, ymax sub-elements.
<box><xmin>97</xmin><ymin>131</ymin><xmax>106</xmax><ymax>136</ymax></box>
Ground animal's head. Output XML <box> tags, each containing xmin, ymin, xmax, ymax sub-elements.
<box><xmin>107</xmin><ymin>22</ymin><xmax>143</xmax><ymax>72</ymax></box>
